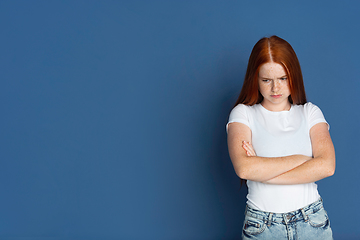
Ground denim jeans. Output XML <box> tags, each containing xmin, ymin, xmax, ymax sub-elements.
<box><xmin>242</xmin><ymin>198</ymin><xmax>333</xmax><ymax>240</ymax></box>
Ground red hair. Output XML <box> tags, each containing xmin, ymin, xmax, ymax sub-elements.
<box><xmin>234</xmin><ymin>36</ymin><xmax>307</xmax><ymax>106</ymax></box>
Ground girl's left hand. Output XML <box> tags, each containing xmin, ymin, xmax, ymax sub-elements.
<box><xmin>242</xmin><ymin>141</ymin><xmax>257</xmax><ymax>156</ymax></box>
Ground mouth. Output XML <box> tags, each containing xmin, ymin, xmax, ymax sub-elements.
<box><xmin>271</xmin><ymin>94</ymin><xmax>282</xmax><ymax>98</ymax></box>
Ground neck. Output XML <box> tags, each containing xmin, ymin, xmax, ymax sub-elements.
<box><xmin>260</xmin><ymin>102</ymin><xmax>291</xmax><ymax>112</ymax></box>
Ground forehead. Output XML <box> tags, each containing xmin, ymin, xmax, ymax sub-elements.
<box><xmin>258</xmin><ymin>62</ymin><xmax>286</xmax><ymax>77</ymax></box>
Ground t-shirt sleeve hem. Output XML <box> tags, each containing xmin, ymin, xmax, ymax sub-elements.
<box><xmin>306</xmin><ymin>102</ymin><xmax>330</xmax><ymax>130</ymax></box>
<box><xmin>226</xmin><ymin>119</ymin><xmax>250</xmax><ymax>133</ymax></box>
<box><xmin>309</xmin><ymin>120</ymin><xmax>330</xmax><ymax>130</ymax></box>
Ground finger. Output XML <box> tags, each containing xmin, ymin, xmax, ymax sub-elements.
<box><xmin>248</xmin><ymin>148</ymin><xmax>256</xmax><ymax>156</ymax></box>
<box><xmin>243</xmin><ymin>146</ymin><xmax>254</xmax><ymax>156</ymax></box>
<box><xmin>242</xmin><ymin>142</ymin><xmax>251</xmax><ymax>151</ymax></box>
<box><xmin>242</xmin><ymin>145</ymin><xmax>251</xmax><ymax>156</ymax></box>
<box><xmin>244</xmin><ymin>141</ymin><xmax>256</xmax><ymax>156</ymax></box>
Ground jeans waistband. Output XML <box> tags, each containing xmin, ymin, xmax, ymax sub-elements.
<box><xmin>245</xmin><ymin>198</ymin><xmax>323</xmax><ymax>224</ymax></box>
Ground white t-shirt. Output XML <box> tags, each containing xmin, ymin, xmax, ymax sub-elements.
<box><xmin>227</xmin><ymin>102</ymin><xmax>328</xmax><ymax>213</ymax></box>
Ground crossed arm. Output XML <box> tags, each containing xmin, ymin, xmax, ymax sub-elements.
<box><xmin>227</xmin><ymin>122</ymin><xmax>335</xmax><ymax>185</ymax></box>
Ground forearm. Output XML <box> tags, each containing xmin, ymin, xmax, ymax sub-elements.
<box><xmin>264</xmin><ymin>123</ymin><xmax>336</xmax><ymax>185</ymax></box>
<box><xmin>264</xmin><ymin>156</ymin><xmax>335</xmax><ymax>185</ymax></box>
<box><xmin>236</xmin><ymin>154</ymin><xmax>312</xmax><ymax>182</ymax></box>
<box><xmin>228</xmin><ymin>123</ymin><xmax>312</xmax><ymax>182</ymax></box>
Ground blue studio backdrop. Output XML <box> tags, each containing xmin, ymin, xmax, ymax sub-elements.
<box><xmin>1</xmin><ymin>1</ymin><xmax>359</xmax><ymax>239</ymax></box>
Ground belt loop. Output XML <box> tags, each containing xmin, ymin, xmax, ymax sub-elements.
<box><xmin>267</xmin><ymin>212</ymin><xmax>273</xmax><ymax>226</ymax></box>
<box><xmin>301</xmin><ymin>208</ymin><xmax>308</xmax><ymax>222</ymax></box>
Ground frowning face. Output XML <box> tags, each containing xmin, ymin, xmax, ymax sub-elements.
<box><xmin>258</xmin><ymin>62</ymin><xmax>291</xmax><ymax>112</ymax></box>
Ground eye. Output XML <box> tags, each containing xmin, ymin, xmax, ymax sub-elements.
<box><xmin>262</xmin><ymin>79</ymin><xmax>270</xmax><ymax>82</ymax></box>
<box><xmin>280</xmin><ymin>77</ymin><xmax>287</xmax><ymax>81</ymax></box>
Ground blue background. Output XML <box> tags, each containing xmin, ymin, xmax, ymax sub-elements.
<box><xmin>1</xmin><ymin>1</ymin><xmax>359</xmax><ymax>239</ymax></box>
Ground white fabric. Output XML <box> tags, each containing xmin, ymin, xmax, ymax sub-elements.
<box><xmin>227</xmin><ymin>102</ymin><xmax>328</xmax><ymax>213</ymax></box>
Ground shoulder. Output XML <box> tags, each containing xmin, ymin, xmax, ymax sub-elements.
<box><xmin>232</xmin><ymin>103</ymin><xmax>251</xmax><ymax>110</ymax></box>
<box><xmin>229</xmin><ymin>104</ymin><xmax>260</xmax><ymax>120</ymax></box>
<box><xmin>303</xmin><ymin>102</ymin><xmax>322</xmax><ymax>112</ymax></box>
<box><xmin>292</xmin><ymin>102</ymin><xmax>322</xmax><ymax>115</ymax></box>
<box><xmin>227</xmin><ymin>104</ymin><xmax>258</xmax><ymax>132</ymax></box>
<box><xmin>301</xmin><ymin>102</ymin><xmax>329</xmax><ymax>130</ymax></box>
<box><xmin>230</xmin><ymin>103</ymin><xmax>258</xmax><ymax>114</ymax></box>
<box><xmin>229</xmin><ymin>104</ymin><xmax>249</xmax><ymax>121</ymax></box>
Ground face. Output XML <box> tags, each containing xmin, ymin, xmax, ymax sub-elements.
<box><xmin>258</xmin><ymin>62</ymin><xmax>291</xmax><ymax>111</ymax></box>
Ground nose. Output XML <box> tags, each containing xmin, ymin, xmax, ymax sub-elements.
<box><xmin>271</xmin><ymin>80</ymin><xmax>280</xmax><ymax>92</ymax></box>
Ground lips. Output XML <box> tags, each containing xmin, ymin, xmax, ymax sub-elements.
<box><xmin>271</xmin><ymin>94</ymin><xmax>282</xmax><ymax>98</ymax></box>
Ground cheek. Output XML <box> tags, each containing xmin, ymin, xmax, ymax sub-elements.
<box><xmin>284</xmin><ymin>84</ymin><xmax>291</xmax><ymax>95</ymax></box>
<box><xmin>258</xmin><ymin>85</ymin><xmax>266</xmax><ymax>95</ymax></box>
<box><xmin>281</xmin><ymin>82</ymin><xmax>290</xmax><ymax>91</ymax></box>
<box><xmin>259</xmin><ymin>84</ymin><xmax>269</xmax><ymax>91</ymax></box>
<box><xmin>286</xmin><ymin>83</ymin><xmax>291</xmax><ymax>92</ymax></box>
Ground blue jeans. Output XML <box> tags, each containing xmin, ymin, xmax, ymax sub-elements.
<box><xmin>242</xmin><ymin>198</ymin><xmax>333</xmax><ymax>240</ymax></box>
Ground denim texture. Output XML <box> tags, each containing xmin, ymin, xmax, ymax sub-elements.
<box><xmin>242</xmin><ymin>198</ymin><xmax>333</xmax><ymax>240</ymax></box>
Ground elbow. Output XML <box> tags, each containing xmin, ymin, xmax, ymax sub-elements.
<box><xmin>231</xmin><ymin>156</ymin><xmax>252</xmax><ymax>180</ymax></box>
<box><xmin>316</xmin><ymin>154</ymin><xmax>335</xmax><ymax>178</ymax></box>
<box><xmin>237</xmin><ymin>168</ymin><xmax>254</xmax><ymax>180</ymax></box>
<box><xmin>325</xmin><ymin>157</ymin><xmax>336</xmax><ymax>177</ymax></box>
<box><xmin>235</xmin><ymin>167</ymin><xmax>248</xmax><ymax>180</ymax></box>
<box><xmin>328</xmin><ymin>164</ymin><xmax>336</xmax><ymax>177</ymax></box>
<box><xmin>326</xmin><ymin>168</ymin><xmax>335</xmax><ymax>177</ymax></box>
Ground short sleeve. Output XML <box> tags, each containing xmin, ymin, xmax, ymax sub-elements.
<box><xmin>304</xmin><ymin>102</ymin><xmax>330</xmax><ymax>130</ymax></box>
<box><xmin>226</xmin><ymin>104</ymin><xmax>250</xmax><ymax>133</ymax></box>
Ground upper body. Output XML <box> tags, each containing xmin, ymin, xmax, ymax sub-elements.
<box><xmin>227</xmin><ymin>37</ymin><xmax>335</xmax><ymax>213</ymax></box>
<box><xmin>227</xmin><ymin>102</ymin><xmax>333</xmax><ymax>212</ymax></box>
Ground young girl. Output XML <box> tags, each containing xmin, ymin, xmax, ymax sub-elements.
<box><xmin>227</xmin><ymin>36</ymin><xmax>335</xmax><ymax>239</ymax></box>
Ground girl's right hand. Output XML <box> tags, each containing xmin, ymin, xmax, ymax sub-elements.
<box><xmin>242</xmin><ymin>141</ymin><xmax>256</xmax><ymax>157</ymax></box>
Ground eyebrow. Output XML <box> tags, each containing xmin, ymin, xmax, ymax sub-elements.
<box><xmin>259</xmin><ymin>75</ymin><xmax>288</xmax><ymax>79</ymax></box>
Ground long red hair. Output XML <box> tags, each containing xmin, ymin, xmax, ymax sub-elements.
<box><xmin>234</xmin><ymin>36</ymin><xmax>307</xmax><ymax>107</ymax></box>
